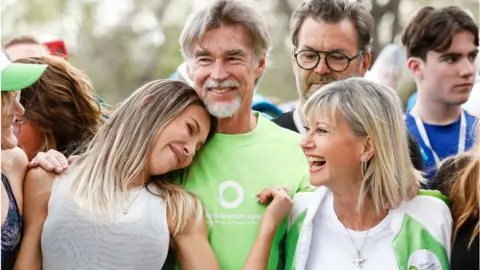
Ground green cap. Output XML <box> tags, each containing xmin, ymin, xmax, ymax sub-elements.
<box><xmin>1</xmin><ymin>51</ymin><xmax>47</xmax><ymax>91</ymax></box>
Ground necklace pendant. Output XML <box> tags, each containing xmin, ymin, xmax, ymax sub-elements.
<box><xmin>123</xmin><ymin>210</ymin><xmax>128</xmax><ymax>215</ymax></box>
<box><xmin>352</xmin><ymin>251</ymin><xmax>367</xmax><ymax>268</ymax></box>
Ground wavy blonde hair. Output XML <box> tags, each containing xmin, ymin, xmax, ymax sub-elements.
<box><xmin>304</xmin><ymin>77</ymin><xmax>423</xmax><ymax>213</ymax></box>
<box><xmin>69</xmin><ymin>80</ymin><xmax>216</xmax><ymax>235</ymax></box>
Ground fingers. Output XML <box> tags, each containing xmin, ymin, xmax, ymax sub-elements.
<box><xmin>28</xmin><ymin>150</ymin><xmax>69</xmax><ymax>174</ymax></box>
<box><xmin>256</xmin><ymin>187</ymin><xmax>289</xmax><ymax>204</ymax></box>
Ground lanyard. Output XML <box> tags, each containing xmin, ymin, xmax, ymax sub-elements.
<box><xmin>410</xmin><ymin>108</ymin><xmax>467</xmax><ymax>167</ymax></box>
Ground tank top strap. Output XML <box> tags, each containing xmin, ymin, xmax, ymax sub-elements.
<box><xmin>1</xmin><ymin>173</ymin><xmax>19</xmax><ymax>216</ymax></box>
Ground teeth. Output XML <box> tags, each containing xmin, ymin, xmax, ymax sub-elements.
<box><xmin>210</xmin><ymin>88</ymin><xmax>231</xmax><ymax>94</ymax></box>
<box><xmin>307</xmin><ymin>156</ymin><xmax>325</xmax><ymax>162</ymax></box>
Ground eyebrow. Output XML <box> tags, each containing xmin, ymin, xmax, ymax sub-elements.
<box><xmin>227</xmin><ymin>49</ymin><xmax>246</xmax><ymax>57</ymax></box>
<box><xmin>195</xmin><ymin>50</ymin><xmax>211</xmax><ymax>58</ymax></box>
<box><xmin>302</xmin><ymin>45</ymin><xmax>348</xmax><ymax>54</ymax></box>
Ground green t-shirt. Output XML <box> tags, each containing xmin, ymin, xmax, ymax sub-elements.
<box><xmin>177</xmin><ymin>113</ymin><xmax>311</xmax><ymax>269</ymax></box>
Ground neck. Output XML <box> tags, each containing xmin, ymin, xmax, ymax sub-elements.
<box><xmin>416</xmin><ymin>92</ymin><xmax>463</xmax><ymax>125</ymax></box>
<box><xmin>217</xmin><ymin>108</ymin><xmax>257</xmax><ymax>134</ymax></box>
<box><xmin>129</xmin><ymin>173</ymin><xmax>149</xmax><ymax>189</ymax></box>
<box><xmin>332</xmin><ymin>182</ymin><xmax>387</xmax><ymax>231</ymax></box>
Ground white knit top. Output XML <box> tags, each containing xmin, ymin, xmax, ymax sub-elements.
<box><xmin>41</xmin><ymin>174</ymin><xmax>170</xmax><ymax>270</ymax></box>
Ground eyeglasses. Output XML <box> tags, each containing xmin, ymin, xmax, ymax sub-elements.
<box><xmin>294</xmin><ymin>49</ymin><xmax>364</xmax><ymax>72</ymax></box>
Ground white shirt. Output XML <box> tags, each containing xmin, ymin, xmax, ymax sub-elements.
<box><xmin>41</xmin><ymin>175</ymin><xmax>170</xmax><ymax>270</ymax></box>
<box><xmin>305</xmin><ymin>192</ymin><xmax>398</xmax><ymax>270</ymax></box>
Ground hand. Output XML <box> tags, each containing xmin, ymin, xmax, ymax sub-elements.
<box><xmin>257</xmin><ymin>187</ymin><xmax>293</xmax><ymax>231</ymax></box>
<box><xmin>28</xmin><ymin>149</ymin><xmax>69</xmax><ymax>174</ymax></box>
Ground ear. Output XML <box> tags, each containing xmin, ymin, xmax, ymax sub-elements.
<box><xmin>360</xmin><ymin>51</ymin><xmax>372</xmax><ymax>76</ymax></box>
<box><xmin>360</xmin><ymin>137</ymin><xmax>375</xmax><ymax>162</ymax></box>
<box><xmin>407</xmin><ymin>57</ymin><xmax>423</xmax><ymax>81</ymax></box>
<box><xmin>141</xmin><ymin>94</ymin><xmax>153</xmax><ymax>109</ymax></box>
<box><xmin>255</xmin><ymin>57</ymin><xmax>266</xmax><ymax>79</ymax></box>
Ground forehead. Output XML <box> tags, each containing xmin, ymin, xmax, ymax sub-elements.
<box><xmin>193</xmin><ymin>25</ymin><xmax>254</xmax><ymax>56</ymax></box>
<box><xmin>432</xmin><ymin>30</ymin><xmax>478</xmax><ymax>55</ymax></box>
<box><xmin>297</xmin><ymin>17</ymin><xmax>359</xmax><ymax>53</ymax></box>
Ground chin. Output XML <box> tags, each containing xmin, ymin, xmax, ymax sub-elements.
<box><xmin>309</xmin><ymin>175</ymin><xmax>330</xmax><ymax>187</ymax></box>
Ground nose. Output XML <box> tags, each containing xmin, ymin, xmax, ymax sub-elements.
<box><xmin>211</xmin><ymin>60</ymin><xmax>229</xmax><ymax>81</ymax></box>
<box><xmin>458</xmin><ymin>58</ymin><xmax>475</xmax><ymax>78</ymax></box>
<box><xmin>300</xmin><ymin>133</ymin><xmax>315</xmax><ymax>151</ymax></box>
<box><xmin>13</xmin><ymin>100</ymin><xmax>25</xmax><ymax>118</ymax></box>
<box><xmin>313</xmin><ymin>57</ymin><xmax>331</xmax><ymax>74</ymax></box>
<box><xmin>183</xmin><ymin>141</ymin><xmax>196</xmax><ymax>157</ymax></box>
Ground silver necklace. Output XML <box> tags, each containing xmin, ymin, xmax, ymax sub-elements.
<box><xmin>335</xmin><ymin>209</ymin><xmax>370</xmax><ymax>268</ymax></box>
<box><xmin>343</xmin><ymin>225</ymin><xmax>370</xmax><ymax>268</ymax></box>
<box><xmin>120</xmin><ymin>188</ymin><xmax>143</xmax><ymax>215</ymax></box>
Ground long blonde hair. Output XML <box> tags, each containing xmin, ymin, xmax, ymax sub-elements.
<box><xmin>69</xmin><ymin>80</ymin><xmax>216</xmax><ymax>235</ymax></box>
<box><xmin>304</xmin><ymin>77</ymin><xmax>423</xmax><ymax>213</ymax></box>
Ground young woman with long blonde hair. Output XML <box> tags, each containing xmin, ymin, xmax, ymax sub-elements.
<box><xmin>14</xmin><ymin>80</ymin><xmax>220</xmax><ymax>270</ymax></box>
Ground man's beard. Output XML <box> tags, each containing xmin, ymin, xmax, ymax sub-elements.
<box><xmin>202</xmin><ymin>79</ymin><xmax>242</xmax><ymax>118</ymax></box>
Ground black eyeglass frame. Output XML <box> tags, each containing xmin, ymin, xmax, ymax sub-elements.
<box><xmin>294</xmin><ymin>49</ymin><xmax>364</xmax><ymax>72</ymax></box>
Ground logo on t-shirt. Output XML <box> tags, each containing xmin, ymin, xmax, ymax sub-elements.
<box><xmin>407</xmin><ymin>249</ymin><xmax>442</xmax><ymax>270</ymax></box>
<box><xmin>218</xmin><ymin>180</ymin><xmax>244</xmax><ymax>209</ymax></box>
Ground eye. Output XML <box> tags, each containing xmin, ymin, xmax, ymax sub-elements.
<box><xmin>304</xmin><ymin>126</ymin><xmax>310</xmax><ymax>132</ymax></box>
<box><xmin>197</xmin><ymin>58</ymin><xmax>211</xmax><ymax>64</ymax></box>
<box><xmin>444</xmin><ymin>56</ymin><xmax>457</xmax><ymax>63</ymax></box>
<box><xmin>316</xmin><ymin>128</ymin><xmax>328</xmax><ymax>134</ymax></box>
<box><xmin>186</xmin><ymin>123</ymin><xmax>194</xmax><ymax>135</ymax></box>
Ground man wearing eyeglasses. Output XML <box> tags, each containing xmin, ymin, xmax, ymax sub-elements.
<box><xmin>273</xmin><ymin>0</ymin><xmax>424</xmax><ymax>171</ymax></box>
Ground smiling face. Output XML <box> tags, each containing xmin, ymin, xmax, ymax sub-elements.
<box><xmin>146</xmin><ymin>104</ymin><xmax>211</xmax><ymax>176</ymax></box>
<box><xmin>1</xmin><ymin>91</ymin><xmax>25</xmax><ymax>150</ymax></box>
<box><xmin>188</xmin><ymin>25</ymin><xmax>265</xmax><ymax>118</ymax></box>
<box><xmin>300</xmin><ymin>109</ymin><xmax>367</xmax><ymax>188</ymax></box>
<box><xmin>293</xmin><ymin>17</ymin><xmax>370</xmax><ymax>102</ymax></box>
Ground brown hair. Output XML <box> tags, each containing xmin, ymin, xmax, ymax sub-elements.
<box><xmin>434</xmin><ymin>124</ymin><xmax>479</xmax><ymax>249</ymax></box>
<box><xmin>15</xmin><ymin>56</ymin><xmax>106</xmax><ymax>156</ymax></box>
<box><xmin>401</xmin><ymin>6</ymin><xmax>479</xmax><ymax>60</ymax></box>
<box><xmin>289</xmin><ymin>0</ymin><xmax>373</xmax><ymax>53</ymax></box>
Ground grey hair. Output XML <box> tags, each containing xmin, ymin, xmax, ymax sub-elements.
<box><xmin>179</xmin><ymin>0</ymin><xmax>271</xmax><ymax>62</ymax></box>
<box><xmin>290</xmin><ymin>0</ymin><xmax>373</xmax><ymax>53</ymax></box>
<box><xmin>304</xmin><ymin>77</ymin><xmax>423</xmax><ymax>213</ymax></box>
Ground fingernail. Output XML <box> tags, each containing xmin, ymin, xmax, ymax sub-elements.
<box><xmin>56</xmin><ymin>167</ymin><xmax>62</xmax><ymax>172</ymax></box>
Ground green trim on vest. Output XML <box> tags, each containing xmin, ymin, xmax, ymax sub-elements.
<box><xmin>392</xmin><ymin>214</ymin><xmax>450</xmax><ymax>270</ymax></box>
<box><xmin>285</xmin><ymin>209</ymin><xmax>308</xmax><ymax>270</ymax></box>
<box><xmin>417</xmin><ymin>189</ymin><xmax>451</xmax><ymax>208</ymax></box>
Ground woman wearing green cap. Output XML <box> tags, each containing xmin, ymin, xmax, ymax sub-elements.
<box><xmin>1</xmin><ymin>51</ymin><xmax>46</xmax><ymax>270</ymax></box>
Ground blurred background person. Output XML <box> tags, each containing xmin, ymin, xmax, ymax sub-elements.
<box><xmin>13</xmin><ymin>56</ymin><xmax>106</xmax><ymax>161</ymax></box>
<box><xmin>3</xmin><ymin>36</ymin><xmax>49</xmax><ymax>61</ymax></box>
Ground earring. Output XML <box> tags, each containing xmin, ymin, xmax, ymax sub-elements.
<box><xmin>361</xmin><ymin>156</ymin><xmax>368</xmax><ymax>180</ymax></box>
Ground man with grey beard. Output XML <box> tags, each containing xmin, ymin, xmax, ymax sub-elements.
<box><xmin>273</xmin><ymin>0</ymin><xmax>424</xmax><ymax>170</ymax></box>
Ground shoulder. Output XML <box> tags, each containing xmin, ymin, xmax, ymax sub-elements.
<box><xmin>24</xmin><ymin>167</ymin><xmax>59</xmax><ymax>198</ymax></box>
<box><xmin>402</xmin><ymin>190</ymin><xmax>451</xmax><ymax>223</ymax></box>
<box><xmin>1</xmin><ymin>147</ymin><xmax>29</xmax><ymax>187</ymax></box>
<box><xmin>2</xmin><ymin>147</ymin><xmax>28</xmax><ymax>175</ymax></box>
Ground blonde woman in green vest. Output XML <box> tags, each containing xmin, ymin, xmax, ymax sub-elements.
<box><xmin>249</xmin><ymin>78</ymin><xmax>452</xmax><ymax>270</ymax></box>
